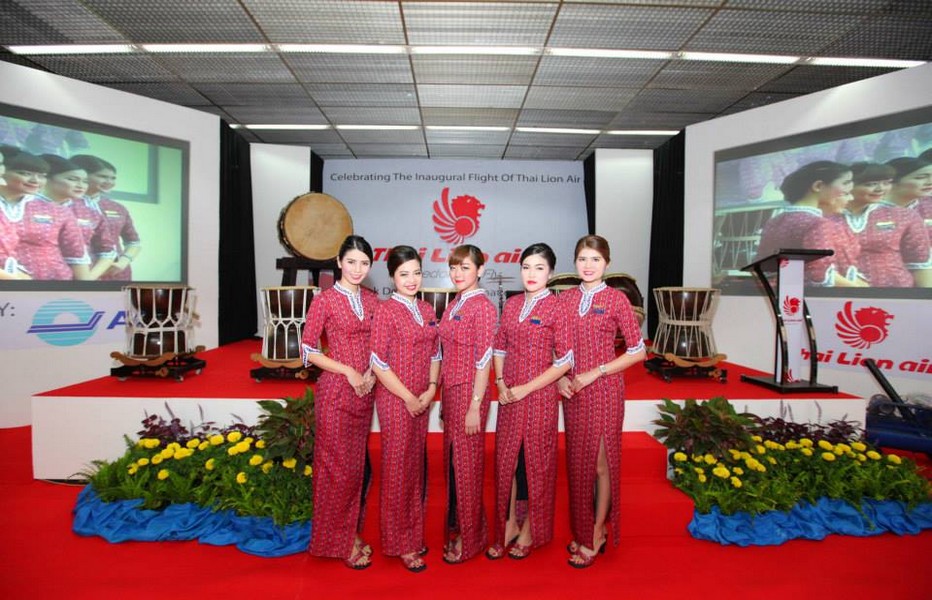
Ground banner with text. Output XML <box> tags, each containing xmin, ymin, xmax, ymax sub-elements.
<box><xmin>0</xmin><ymin>292</ymin><xmax>126</xmax><ymax>351</ymax></box>
<box><xmin>323</xmin><ymin>159</ymin><xmax>588</xmax><ymax>299</ymax></box>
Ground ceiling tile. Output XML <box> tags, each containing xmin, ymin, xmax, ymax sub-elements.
<box><xmin>194</xmin><ymin>83</ymin><xmax>310</xmax><ymax>106</ymax></box>
<box><xmin>429</xmin><ymin>144</ymin><xmax>506</xmax><ymax>158</ymax></box>
<box><xmin>624</xmin><ymin>88</ymin><xmax>749</xmax><ymax>114</ymax></box>
<box><xmin>411</xmin><ymin>55</ymin><xmax>538</xmax><ymax>85</ymax></box>
<box><xmin>425</xmin><ymin>129</ymin><xmax>511</xmax><ymax>145</ymax></box>
<box><xmin>320</xmin><ymin>106</ymin><xmax>421</xmax><ymax>125</ymax></box>
<box><xmin>154</xmin><ymin>53</ymin><xmax>296</xmax><ymax>83</ymax></box>
<box><xmin>306</xmin><ymin>84</ymin><xmax>418</xmax><ymax>108</ymax></box>
<box><xmin>402</xmin><ymin>1</ymin><xmax>557</xmax><ymax>46</ymax></box>
<box><xmin>285</xmin><ymin>54</ymin><xmax>414</xmax><ymax>84</ymax></box>
<box><xmin>345</xmin><ymin>143</ymin><xmax>428</xmax><ymax>157</ymax></box>
<box><xmin>241</xmin><ymin>0</ymin><xmax>405</xmax><ymax>44</ymax></box>
<box><xmin>106</xmin><ymin>81</ymin><xmax>211</xmax><ymax>105</ymax></box>
<box><xmin>649</xmin><ymin>61</ymin><xmax>793</xmax><ymax>90</ymax></box>
<box><xmin>533</xmin><ymin>56</ymin><xmax>663</xmax><ymax>88</ymax></box>
<box><xmin>516</xmin><ymin>109</ymin><xmax>616</xmax><ymax>130</ymax></box>
<box><xmin>24</xmin><ymin>54</ymin><xmax>176</xmax><ymax>82</ymax></box>
<box><xmin>758</xmin><ymin>65</ymin><xmax>898</xmax><ymax>94</ymax></box>
<box><xmin>524</xmin><ymin>86</ymin><xmax>637</xmax><ymax>111</ymax></box>
<box><xmin>550</xmin><ymin>4</ymin><xmax>712</xmax><ymax>49</ymax></box>
<box><xmin>421</xmin><ymin>107</ymin><xmax>519</xmax><ymax>127</ymax></box>
<box><xmin>504</xmin><ymin>145</ymin><xmax>587</xmax><ymax>160</ymax></box>
<box><xmin>508</xmin><ymin>131</ymin><xmax>596</xmax><ymax>147</ymax></box>
<box><xmin>2</xmin><ymin>0</ymin><xmax>127</xmax><ymax>44</ymax></box>
<box><xmin>417</xmin><ymin>84</ymin><xmax>527</xmax><ymax>109</ymax></box>
<box><xmin>222</xmin><ymin>105</ymin><xmax>326</xmax><ymax>124</ymax></box>
<box><xmin>81</xmin><ymin>0</ymin><xmax>264</xmax><ymax>43</ymax></box>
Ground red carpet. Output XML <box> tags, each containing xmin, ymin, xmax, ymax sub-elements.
<box><xmin>40</xmin><ymin>338</ymin><xmax>856</xmax><ymax>401</ymax></box>
<box><xmin>1</xmin><ymin>424</ymin><xmax>930</xmax><ymax>599</ymax></box>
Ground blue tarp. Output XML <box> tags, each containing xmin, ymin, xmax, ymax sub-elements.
<box><xmin>689</xmin><ymin>498</ymin><xmax>932</xmax><ymax>546</ymax></box>
<box><xmin>73</xmin><ymin>486</ymin><xmax>311</xmax><ymax>557</ymax></box>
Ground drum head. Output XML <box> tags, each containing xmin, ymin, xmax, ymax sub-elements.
<box><xmin>278</xmin><ymin>193</ymin><xmax>353</xmax><ymax>261</ymax></box>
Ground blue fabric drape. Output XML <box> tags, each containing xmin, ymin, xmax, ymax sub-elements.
<box><xmin>73</xmin><ymin>486</ymin><xmax>311</xmax><ymax>557</ymax></box>
<box><xmin>689</xmin><ymin>498</ymin><xmax>932</xmax><ymax>546</ymax></box>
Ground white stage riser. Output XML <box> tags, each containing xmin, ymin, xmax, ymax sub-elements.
<box><xmin>32</xmin><ymin>395</ymin><xmax>864</xmax><ymax>480</ymax></box>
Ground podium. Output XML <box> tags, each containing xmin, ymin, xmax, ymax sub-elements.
<box><xmin>740</xmin><ymin>249</ymin><xmax>838</xmax><ymax>394</ymax></box>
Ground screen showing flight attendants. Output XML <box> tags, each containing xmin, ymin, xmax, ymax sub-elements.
<box><xmin>0</xmin><ymin>102</ymin><xmax>188</xmax><ymax>291</ymax></box>
<box><xmin>712</xmin><ymin>105</ymin><xmax>932</xmax><ymax>299</ymax></box>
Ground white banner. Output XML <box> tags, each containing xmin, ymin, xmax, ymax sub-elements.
<box><xmin>806</xmin><ymin>298</ymin><xmax>932</xmax><ymax>383</ymax></box>
<box><xmin>777</xmin><ymin>258</ymin><xmax>805</xmax><ymax>382</ymax></box>
<box><xmin>323</xmin><ymin>159</ymin><xmax>588</xmax><ymax>298</ymax></box>
<box><xmin>0</xmin><ymin>292</ymin><xmax>126</xmax><ymax>351</ymax></box>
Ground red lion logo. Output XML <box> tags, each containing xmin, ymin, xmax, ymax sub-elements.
<box><xmin>835</xmin><ymin>301</ymin><xmax>893</xmax><ymax>349</ymax></box>
<box><xmin>432</xmin><ymin>187</ymin><xmax>485</xmax><ymax>245</ymax></box>
<box><xmin>782</xmin><ymin>296</ymin><xmax>801</xmax><ymax>316</ymax></box>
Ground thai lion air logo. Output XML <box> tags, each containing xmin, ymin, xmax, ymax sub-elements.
<box><xmin>782</xmin><ymin>296</ymin><xmax>801</xmax><ymax>317</ymax></box>
<box><xmin>432</xmin><ymin>187</ymin><xmax>485</xmax><ymax>245</ymax></box>
<box><xmin>835</xmin><ymin>301</ymin><xmax>893</xmax><ymax>349</ymax></box>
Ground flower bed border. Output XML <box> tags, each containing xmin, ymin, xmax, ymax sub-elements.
<box><xmin>73</xmin><ymin>486</ymin><xmax>311</xmax><ymax>557</ymax></box>
<box><xmin>689</xmin><ymin>498</ymin><xmax>932</xmax><ymax>546</ymax></box>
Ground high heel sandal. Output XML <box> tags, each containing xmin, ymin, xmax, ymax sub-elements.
<box><xmin>567</xmin><ymin>539</ymin><xmax>605</xmax><ymax>569</ymax></box>
<box><xmin>442</xmin><ymin>537</ymin><xmax>465</xmax><ymax>564</ymax></box>
<box><xmin>508</xmin><ymin>541</ymin><xmax>532</xmax><ymax>560</ymax></box>
<box><xmin>485</xmin><ymin>534</ymin><xmax>518</xmax><ymax>560</ymax></box>
<box><xmin>343</xmin><ymin>546</ymin><xmax>372</xmax><ymax>570</ymax></box>
<box><xmin>400</xmin><ymin>552</ymin><xmax>427</xmax><ymax>573</ymax></box>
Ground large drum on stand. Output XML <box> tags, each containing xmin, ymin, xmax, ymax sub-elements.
<box><xmin>647</xmin><ymin>287</ymin><xmax>726</xmax><ymax>382</ymax></box>
<box><xmin>110</xmin><ymin>285</ymin><xmax>206</xmax><ymax>381</ymax></box>
<box><xmin>418</xmin><ymin>288</ymin><xmax>456</xmax><ymax>321</ymax></box>
<box><xmin>252</xmin><ymin>286</ymin><xmax>319</xmax><ymax>381</ymax></box>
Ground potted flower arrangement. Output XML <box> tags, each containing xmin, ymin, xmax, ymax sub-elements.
<box><xmin>653</xmin><ymin>397</ymin><xmax>932</xmax><ymax>545</ymax></box>
<box><xmin>74</xmin><ymin>388</ymin><xmax>317</xmax><ymax>556</ymax></box>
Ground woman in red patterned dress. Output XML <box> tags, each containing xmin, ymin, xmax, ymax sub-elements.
<box><xmin>301</xmin><ymin>235</ymin><xmax>379</xmax><ymax>569</ymax></box>
<box><xmin>558</xmin><ymin>235</ymin><xmax>646</xmax><ymax>568</ymax></box>
<box><xmin>438</xmin><ymin>244</ymin><xmax>497</xmax><ymax>564</ymax></box>
<box><xmin>0</xmin><ymin>151</ymin><xmax>29</xmax><ymax>280</ymax></box>
<box><xmin>370</xmin><ymin>245</ymin><xmax>441</xmax><ymax>573</ymax></box>
<box><xmin>0</xmin><ymin>148</ymin><xmax>90</xmax><ymax>280</ymax></box>
<box><xmin>72</xmin><ymin>155</ymin><xmax>141</xmax><ymax>281</ymax></box>
<box><xmin>487</xmin><ymin>243</ymin><xmax>572</xmax><ymax>561</ymax></box>
<box><xmin>41</xmin><ymin>155</ymin><xmax>117</xmax><ymax>280</ymax></box>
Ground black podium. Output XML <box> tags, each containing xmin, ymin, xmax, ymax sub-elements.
<box><xmin>740</xmin><ymin>249</ymin><xmax>838</xmax><ymax>394</ymax></box>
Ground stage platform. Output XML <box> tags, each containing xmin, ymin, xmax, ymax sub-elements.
<box><xmin>32</xmin><ymin>339</ymin><xmax>863</xmax><ymax>480</ymax></box>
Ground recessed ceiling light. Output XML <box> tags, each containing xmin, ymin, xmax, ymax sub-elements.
<box><xmin>142</xmin><ymin>44</ymin><xmax>268</xmax><ymax>53</ymax></box>
<box><xmin>606</xmin><ymin>130</ymin><xmax>679</xmax><ymax>136</ymax></box>
<box><xmin>6</xmin><ymin>44</ymin><xmax>135</xmax><ymax>55</ymax></box>
<box><xmin>277</xmin><ymin>44</ymin><xmax>406</xmax><ymax>54</ymax></box>
<box><xmin>426</xmin><ymin>126</ymin><xmax>511</xmax><ymax>132</ymax></box>
<box><xmin>806</xmin><ymin>56</ymin><xmax>925</xmax><ymax>68</ymax></box>
<box><xmin>679</xmin><ymin>51</ymin><xmax>800</xmax><ymax>64</ymax></box>
<box><xmin>242</xmin><ymin>124</ymin><xmax>330</xmax><ymax>130</ymax></box>
<box><xmin>515</xmin><ymin>127</ymin><xmax>601</xmax><ymax>135</ymax></box>
<box><xmin>547</xmin><ymin>48</ymin><xmax>672</xmax><ymax>60</ymax></box>
<box><xmin>336</xmin><ymin>125</ymin><xmax>420</xmax><ymax>131</ymax></box>
<box><xmin>411</xmin><ymin>46</ymin><xmax>540</xmax><ymax>56</ymax></box>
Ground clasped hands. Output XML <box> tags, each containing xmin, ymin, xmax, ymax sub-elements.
<box><xmin>557</xmin><ymin>368</ymin><xmax>601</xmax><ymax>399</ymax></box>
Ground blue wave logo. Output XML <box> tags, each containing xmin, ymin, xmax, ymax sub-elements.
<box><xmin>28</xmin><ymin>299</ymin><xmax>105</xmax><ymax>346</ymax></box>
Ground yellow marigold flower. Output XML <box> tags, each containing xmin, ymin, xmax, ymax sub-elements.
<box><xmin>857</xmin><ymin>453</ymin><xmax>867</xmax><ymax>462</ymax></box>
<box><xmin>801</xmin><ymin>448</ymin><xmax>813</xmax><ymax>457</ymax></box>
<box><xmin>227</xmin><ymin>431</ymin><xmax>243</xmax><ymax>443</ymax></box>
<box><xmin>728</xmin><ymin>448</ymin><xmax>741</xmax><ymax>459</ymax></box>
<box><xmin>157</xmin><ymin>469</ymin><xmax>169</xmax><ymax>480</ymax></box>
<box><xmin>167</xmin><ymin>442</ymin><xmax>181</xmax><ymax>451</ymax></box>
<box><xmin>209</xmin><ymin>434</ymin><xmax>224</xmax><ymax>446</ymax></box>
<box><xmin>136</xmin><ymin>458</ymin><xmax>149</xmax><ymax>467</ymax></box>
<box><xmin>821</xmin><ymin>452</ymin><xmax>836</xmax><ymax>462</ymax></box>
<box><xmin>851</xmin><ymin>441</ymin><xmax>867</xmax><ymax>452</ymax></box>
<box><xmin>159</xmin><ymin>448</ymin><xmax>174</xmax><ymax>459</ymax></box>
<box><xmin>703</xmin><ymin>454</ymin><xmax>717</xmax><ymax>465</ymax></box>
<box><xmin>764</xmin><ymin>440</ymin><xmax>778</xmax><ymax>449</ymax></box>
<box><xmin>799</xmin><ymin>438</ymin><xmax>813</xmax><ymax>448</ymax></box>
<box><xmin>698</xmin><ymin>474</ymin><xmax>707</xmax><ymax>483</ymax></box>
<box><xmin>127</xmin><ymin>465</ymin><xmax>138</xmax><ymax>475</ymax></box>
<box><xmin>835</xmin><ymin>443</ymin><xmax>851</xmax><ymax>454</ymax></box>
<box><xmin>227</xmin><ymin>446</ymin><xmax>239</xmax><ymax>456</ymax></box>
<box><xmin>143</xmin><ymin>438</ymin><xmax>161</xmax><ymax>449</ymax></box>
<box><xmin>186</xmin><ymin>439</ymin><xmax>200</xmax><ymax>449</ymax></box>
<box><xmin>249</xmin><ymin>454</ymin><xmax>264</xmax><ymax>466</ymax></box>
<box><xmin>198</xmin><ymin>441</ymin><xmax>209</xmax><ymax>451</ymax></box>
<box><xmin>733</xmin><ymin>466</ymin><xmax>744</xmax><ymax>475</ymax></box>
<box><xmin>235</xmin><ymin>441</ymin><xmax>251</xmax><ymax>454</ymax></box>
<box><xmin>256</xmin><ymin>440</ymin><xmax>266</xmax><ymax>449</ymax></box>
<box><xmin>205</xmin><ymin>458</ymin><xmax>215</xmax><ymax>471</ymax></box>
<box><xmin>755</xmin><ymin>444</ymin><xmax>766</xmax><ymax>455</ymax></box>
<box><xmin>304</xmin><ymin>465</ymin><xmax>312</xmax><ymax>476</ymax></box>
<box><xmin>818</xmin><ymin>440</ymin><xmax>833</xmax><ymax>451</ymax></box>
<box><xmin>262</xmin><ymin>461</ymin><xmax>273</xmax><ymax>474</ymax></box>
<box><xmin>694</xmin><ymin>467</ymin><xmax>705</xmax><ymax>475</ymax></box>
<box><xmin>757</xmin><ymin>464</ymin><xmax>767</xmax><ymax>473</ymax></box>
<box><xmin>775</xmin><ymin>443</ymin><xmax>785</xmax><ymax>451</ymax></box>
<box><xmin>173</xmin><ymin>448</ymin><xmax>191</xmax><ymax>460</ymax></box>
<box><xmin>886</xmin><ymin>454</ymin><xmax>902</xmax><ymax>465</ymax></box>
<box><xmin>739</xmin><ymin>451</ymin><xmax>752</xmax><ymax>461</ymax></box>
<box><xmin>751</xmin><ymin>435</ymin><xmax>762</xmax><ymax>442</ymax></box>
<box><xmin>730</xmin><ymin>476</ymin><xmax>742</xmax><ymax>488</ymax></box>
<box><xmin>236</xmin><ymin>472</ymin><xmax>247</xmax><ymax>484</ymax></box>
<box><xmin>785</xmin><ymin>441</ymin><xmax>799</xmax><ymax>450</ymax></box>
<box><xmin>867</xmin><ymin>450</ymin><xmax>881</xmax><ymax>460</ymax></box>
<box><xmin>673</xmin><ymin>452</ymin><xmax>688</xmax><ymax>462</ymax></box>
<box><xmin>834</xmin><ymin>445</ymin><xmax>846</xmax><ymax>455</ymax></box>
<box><xmin>713</xmin><ymin>466</ymin><xmax>730</xmax><ymax>479</ymax></box>
<box><xmin>245</xmin><ymin>437</ymin><xmax>254</xmax><ymax>445</ymax></box>
<box><xmin>282</xmin><ymin>458</ymin><xmax>297</xmax><ymax>470</ymax></box>
<box><xmin>691</xmin><ymin>454</ymin><xmax>703</xmax><ymax>463</ymax></box>
<box><xmin>151</xmin><ymin>455</ymin><xmax>163</xmax><ymax>465</ymax></box>
<box><xmin>767</xmin><ymin>456</ymin><xmax>776</xmax><ymax>465</ymax></box>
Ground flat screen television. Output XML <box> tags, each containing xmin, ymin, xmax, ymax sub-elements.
<box><xmin>712</xmin><ymin>105</ymin><xmax>932</xmax><ymax>299</ymax></box>
<box><xmin>0</xmin><ymin>101</ymin><xmax>188</xmax><ymax>291</ymax></box>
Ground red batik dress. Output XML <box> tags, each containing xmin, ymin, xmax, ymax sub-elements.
<box><xmin>560</xmin><ymin>283</ymin><xmax>644</xmax><ymax>549</ymax></box>
<box><xmin>8</xmin><ymin>195</ymin><xmax>89</xmax><ymax>280</ymax></box>
<box><xmin>491</xmin><ymin>289</ymin><xmax>572</xmax><ymax>550</ymax></box>
<box><xmin>437</xmin><ymin>288</ymin><xmax>497</xmax><ymax>560</ymax></box>
<box><xmin>835</xmin><ymin>203</ymin><xmax>930</xmax><ymax>287</ymax></box>
<box><xmin>756</xmin><ymin>206</ymin><xmax>861</xmax><ymax>285</ymax></box>
<box><xmin>370</xmin><ymin>293</ymin><xmax>442</xmax><ymax>557</ymax></box>
<box><xmin>91</xmin><ymin>196</ymin><xmax>141</xmax><ymax>281</ymax></box>
<box><xmin>301</xmin><ymin>282</ymin><xmax>379</xmax><ymax>559</ymax></box>
<box><xmin>0</xmin><ymin>211</ymin><xmax>22</xmax><ymax>275</ymax></box>
<box><xmin>68</xmin><ymin>198</ymin><xmax>119</xmax><ymax>265</ymax></box>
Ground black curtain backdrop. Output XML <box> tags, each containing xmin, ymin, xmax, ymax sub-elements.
<box><xmin>647</xmin><ymin>132</ymin><xmax>686</xmax><ymax>339</ymax></box>
<box><xmin>310</xmin><ymin>151</ymin><xmax>324</xmax><ymax>192</ymax></box>
<box><xmin>584</xmin><ymin>153</ymin><xmax>596</xmax><ymax>234</ymax></box>
<box><xmin>217</xmin><ymin>122</ymin><xmax>258</xmax><ymax>345</ymax></box>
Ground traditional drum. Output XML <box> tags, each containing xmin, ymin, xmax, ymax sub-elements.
<box><xmin>123</xmin><ymin>285</ymin><xmax>196</xmax><ymax>358</ymax></box>
<box><xmin>260</xmin><ymin>286</ymin><xmax>317</xmax><ymax>361</ymax></box>
<box><xmin>604</xmin><ymin>272</ymin><xmax>645</xmax><ymax>325</ymax></box>
<box><xmin>278</xmin><ymin>192</ymin><xmax>353</xmax><ymax>261</ymax></box>
<box><xmin>547</xmin><ymin>272</ymin><xmax>581</xmax><ymax>293</ymax></box>
<box><xmin>652</xmin><ymin>287</ymin><xmax>719</xmax><ymax>360</ymax></box>
<box><xmin>712</xmin><ymin>203</ymin><xmax>781</xmax><ymax>275</ymax></box>
<box><xmin>418</xmin><ymin>288</ymin><xmax>456</xmax><ymax>321</ymax></box>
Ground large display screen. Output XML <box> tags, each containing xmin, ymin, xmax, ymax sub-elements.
<box><xmin>0</xmin><ymin>102</ymin><xmax>188</xmax><ymax>291</ymax></box>
<box><xmin>712</xmin><ymin>105</ymin><xmax>932</xmax><ymax>299</ymax></box>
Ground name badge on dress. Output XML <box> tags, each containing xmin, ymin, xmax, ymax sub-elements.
<box><xmin>429</xmin><ymin>320</ymin><xmax>438</xmax><ymax>327</ymax></box>
<box><xmin>592</xmin><ymin>305</ymin><xmax>606</xmax><ymax>315</ymax></box>
<box><xmin>453</xmin><ymin>315</ymin><xmax>462</xmax><ymax>321</ymax></box>
<box><xmin>33</xmin><ymin>214</ymin><xmax>53</xmax><ymax>224</ymax></box>
<box><xmin>875</xmin><ymin>221</ymin><xmax>895</xmax><ymax>230</ymax></box>
<box><xmin>530</xmin><ymin>317</ymin><xmax>542</xmax><ymax>325</ymax></box>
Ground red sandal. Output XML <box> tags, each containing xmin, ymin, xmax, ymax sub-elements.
<box><xmin>344</xmin><ymin>546</ymin><xmax>372</xmax><ymax>570</ymax></box>
<box><xmin>400</xmin><ymin>552</ymin><xmax>427</xmax><ymax>573</ymax></box>
<box><xmin>508</xmin><ymin>541</ymin><xmax>532</xmax><ymax>560</ymax></box>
